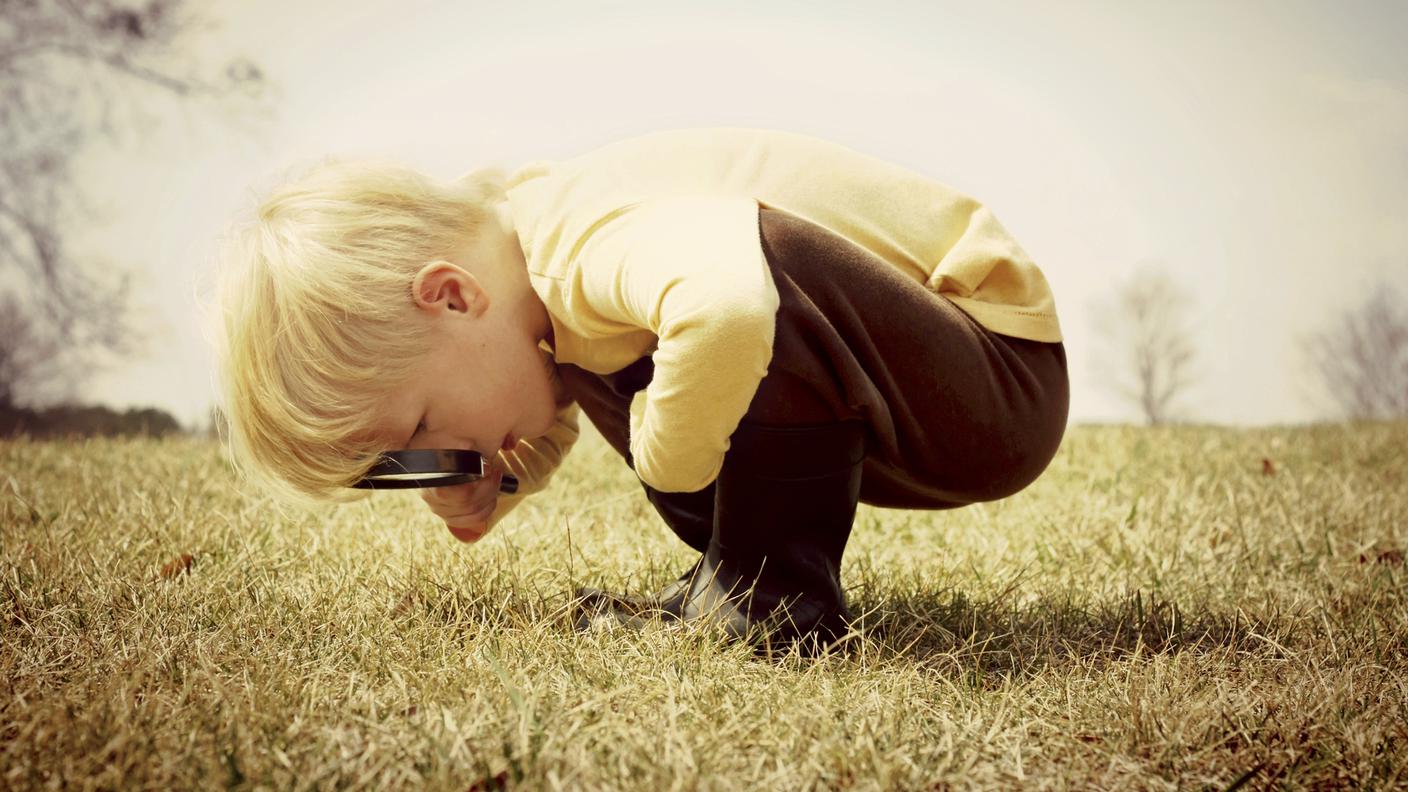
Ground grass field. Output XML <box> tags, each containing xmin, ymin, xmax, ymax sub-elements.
<box><xmin>2</xmin><ymin>421</ymin><xmax>1405</xmax><ymax>790</ymax></box>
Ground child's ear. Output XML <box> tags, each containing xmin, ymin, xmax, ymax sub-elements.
<box><xmin>411</xmin><ymin>261</ymin><xmax>487</xmax><ymax>317</ymax></box>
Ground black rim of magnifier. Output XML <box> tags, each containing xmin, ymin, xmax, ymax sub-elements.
<box><xmin>351</xmin><ymin>448</ymin><xmax>519</xmax><ymax>492</ymax></box>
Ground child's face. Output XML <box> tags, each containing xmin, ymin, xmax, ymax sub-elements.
<box><xmin>365</xmin><ymin>220</ymin><xmax>564</xmax><ymax>459</ymax></box>
<box><xmin>375</xmin><ymin>322</ymin><xmax>562</xmax><ymax>458</ymax></box>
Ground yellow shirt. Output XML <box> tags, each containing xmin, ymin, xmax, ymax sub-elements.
<box><xmin>481</xmin><ymin>127</ymin><xmax>1062</xmax><ymax>525</ymax></box>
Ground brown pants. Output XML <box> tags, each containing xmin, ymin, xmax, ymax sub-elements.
<box><xmin>558</xmin><ymin>206</ymin><xmax>1069</xmax><ymax>513</ymax></box>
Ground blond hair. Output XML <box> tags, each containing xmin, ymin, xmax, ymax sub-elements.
<box><xmin>205</xmin><ymin>157</ymin><xmax>508</xmax><ymax>508</ymax></box>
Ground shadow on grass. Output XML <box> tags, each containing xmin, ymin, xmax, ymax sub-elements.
<box><xmin>841</xmin><ymin>562</ymin><xmax>1286</xmax><ymax>682</ymax></box>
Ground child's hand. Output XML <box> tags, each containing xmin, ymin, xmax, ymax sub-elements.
<box><xmin>418</xmin><ymin>458</ymin><xmax>505</xmax><ymax>543</ymax></box>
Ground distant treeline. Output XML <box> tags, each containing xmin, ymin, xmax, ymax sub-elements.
<box><xmin>0</xmin><ymin>403</ymin><xmax>183</xmax><ymax>438</ymax></box>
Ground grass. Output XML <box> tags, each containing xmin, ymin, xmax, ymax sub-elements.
<box><xmin>2</xmin><ymin>421</ymin><xmax>1405</xmax><ymax>790</ymax></box>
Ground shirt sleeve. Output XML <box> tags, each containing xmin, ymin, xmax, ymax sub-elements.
<box><xmin>573</xmin><ymin>195</ymin><xmax>780</xmax><ymax>493</ymax></box>
<box><xmin>484</xmin><ymin>399</ymin><xmax>582</xmax><ymax>531</ymax></box>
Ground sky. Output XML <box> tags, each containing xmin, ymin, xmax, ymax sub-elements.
<box><xmin>64</xmin><ymin>0</ymin><xmax>1408</xmax><ymax>429</ymax></box>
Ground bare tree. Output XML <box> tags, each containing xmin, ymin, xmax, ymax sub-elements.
<box><xmin>0</xmin><ymin>293</ymin><xmax>65</xmax><ymax>408</ymax></box>
<box><xmin>1090</xmin><ymin>263</ymin><xmax>1200</xmax><ymax>425</ymax></box>
<box><xmin>1299</xmin><ymin>281</ymin><xmax>1408</xmax><ymax>420</ymax></box>
<box><xmin>0</xmin><ymin>0</ymin><xmax>270</xmax><ymax>407</ymax></box>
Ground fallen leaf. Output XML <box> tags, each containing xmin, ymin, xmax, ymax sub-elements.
<box><xmin>1358</xmin><ymin>548</ymin><xmax>1403</xmax><ymax>566</ymax></box>
<box><xmin>466</xmin><ymin>770</ymin><xmax>510</xmax><ymax>791</ymax></box>
<box><xmin>392</xmin><ymin>590</ymin><xmax>421</xmax><ymax>617</ymax></box>
<box><xmin>159</xmin><ymin>553</ymin><xmax>195</xmax><ymax>579</ymax></box>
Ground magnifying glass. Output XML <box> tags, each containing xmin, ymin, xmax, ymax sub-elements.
<box><xmin>350</xmin><ymin>449</ymin><xmax>519</xmax><ymax>492</ymax></box>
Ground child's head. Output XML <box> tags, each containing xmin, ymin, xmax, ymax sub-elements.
<box><xmin>207</xmin><ymin>157</ymin><xmax>556</xmax><ymax>508</ymax></box>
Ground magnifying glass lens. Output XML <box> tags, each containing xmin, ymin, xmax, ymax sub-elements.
<box><xmin>350</xmin><ymin>449</ymin><xmax>519</xmax><ymax>492</ymax></box>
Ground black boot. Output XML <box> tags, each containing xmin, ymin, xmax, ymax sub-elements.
<box><xmin>576</xmin><ymin>419</ymin><xmax>867</xmax><ymax>656</ymax></box>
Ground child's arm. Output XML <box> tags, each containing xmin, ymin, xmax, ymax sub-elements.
<box><xmin>575</xmin><ymin>195</ymin><xmax>779</xmax><ymax>493</ymax></box>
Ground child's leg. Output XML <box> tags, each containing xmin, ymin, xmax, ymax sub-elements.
<box><xmin>751</xmin><ymin>205</ymin><xmax>1070</xmax><ymax>510</ymax></box>
<box><xmin>563</xmin><ymin>348</ymin><xmax>865</xmax><ymax>652</ymax></box>
<box><xmin>559</xmin><ymin>350</ymin><xmax>863</xmax><ymax>655</ymax></box>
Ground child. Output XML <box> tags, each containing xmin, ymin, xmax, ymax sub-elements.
<box><xmin>211</xmin><ymin>127</ymin><xmax>1069</xmax><ymax>655</ymax></box>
